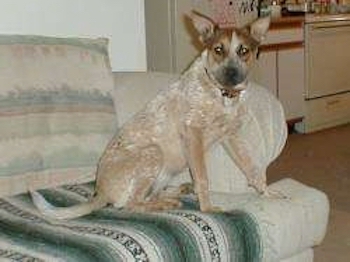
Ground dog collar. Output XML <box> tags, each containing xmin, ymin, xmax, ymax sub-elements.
<box><xmin>220</xmin><ymin>86</ymin><xmax>245</xmax><ymax>99</ymax></box>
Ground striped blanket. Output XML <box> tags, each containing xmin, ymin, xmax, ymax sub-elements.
<box><xmin>0</xmin><ymin>183</ymin><xmax>262</xmax><ymax>261</ymax></box>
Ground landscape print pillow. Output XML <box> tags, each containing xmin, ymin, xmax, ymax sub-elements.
<box><xmin>0</xmin><ymin>35</ymin><xmax>117</xmax><ymax>196</ymax></box>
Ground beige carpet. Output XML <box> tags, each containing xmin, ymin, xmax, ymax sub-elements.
<box><xmin>267</xmin><ymin>123</ymin><xmax>350</xmax><ymax>262</ymax></box>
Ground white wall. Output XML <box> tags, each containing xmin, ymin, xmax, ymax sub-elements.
<box><xmin>0</xmin><ymin>0</ymin><xmax>146</xmax><ymax>71</ymax></box>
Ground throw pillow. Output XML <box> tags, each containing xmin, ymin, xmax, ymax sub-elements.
<box><xmin>0</xmin><ymin>35</ymin><xmax>117</xmax><ymax>196</ymax></box>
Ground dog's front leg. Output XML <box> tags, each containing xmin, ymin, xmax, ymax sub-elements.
<box><xmin>222</xmin><ymin>136</ymin><xmax>268</xmax><ymax>194</ymax></box>
<box><xmin>183</xmin><ymin>126</ymin><xmax>213</xmax><ymax>212</ymax></box>
<box><xmin>224</xmin><ymin>137</ymin><xmax>287</xmax><ymax>199</ymax></box>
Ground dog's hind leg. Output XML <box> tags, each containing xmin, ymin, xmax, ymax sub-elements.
<box><xmin>108</xmin><ymin>145</ymin><xmax>181</xmax><ymax>212</ymax></box>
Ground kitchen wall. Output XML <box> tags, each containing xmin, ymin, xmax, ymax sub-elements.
<box><xmin>0</xmin><ymin>0</ymin><xmax>146</xmax><ymax>71</ymax></box>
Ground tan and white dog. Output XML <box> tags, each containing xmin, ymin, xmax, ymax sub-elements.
<box><xmin>31</xmin><ymin>12</ymin><xmax>273</xmax><ymax>219</ymax></box>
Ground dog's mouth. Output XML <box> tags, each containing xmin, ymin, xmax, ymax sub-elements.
<box><xmin>219</xmin><ymin>79</ymin><xmax>247</xmax><ymax>98</ymax></box>
<box><xmin>219</xmin><ymin>86</ymin><xmax>244</xmax><ymax>98</ymax></box>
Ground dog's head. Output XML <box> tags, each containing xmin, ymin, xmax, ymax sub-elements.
<box><xmin>190</xmin><ymin>12</ymin><xmax>270</xmax><ymax>89</ymax></box>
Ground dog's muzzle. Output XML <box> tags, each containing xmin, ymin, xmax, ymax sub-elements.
<box><xmin>221</xmin><ymin>66</ymin><xmax>246</xmax><ymax>87</ymax></box>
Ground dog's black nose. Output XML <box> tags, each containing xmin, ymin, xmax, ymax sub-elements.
<box><xmin>223</xmin><ymin>67</ymin><xmax>245</xmax><ymax>86</ymax></box>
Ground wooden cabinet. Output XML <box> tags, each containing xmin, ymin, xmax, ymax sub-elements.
<box><xmin>278</xmin><ymin>47</ymin><xmax>305</xmax><ymax>121</ymax></box>
<box><xmin>250</xmin><ymin>26</ymin><xmax>305</xmax><ymax>122</ymax></box>
<box><xmin>251</xmin><ymin>47</ymin><xmax>304</xmax><ymax>121</ymax></box>
<box><xmin>249</xmin><ymin>51</ymin><xmax>278</xmax><ymax>96</ymax></box>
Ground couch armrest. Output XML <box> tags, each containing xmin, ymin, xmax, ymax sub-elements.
<box><xmin>210</xmin><ymin>178</ymin><xmax>330</xmax><ymax>261</ymax></box>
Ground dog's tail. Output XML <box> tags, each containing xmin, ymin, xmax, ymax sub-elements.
<box><xmin>30</xmin><ymin>191</ymin><xmax>107</xmax><ymax>220</ymax></box>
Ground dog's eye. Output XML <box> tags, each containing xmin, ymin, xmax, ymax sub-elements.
<box><xmin>237</xmin><ymin>45</ymin><xmax>250</xmax><ymax>57</ymax></box>
<box><xmin>213</xmin><ymin>44</ymin><xmax>225</xmax><ymax>56</ymax></box>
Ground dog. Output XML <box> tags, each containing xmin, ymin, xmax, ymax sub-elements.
<box><xmin>31</xmin><ymin>12</ymin><xmax>272</xmax><ymax>220</ymax></box>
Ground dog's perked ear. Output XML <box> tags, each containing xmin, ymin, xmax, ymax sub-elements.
<box><xmin>189</xmin><ymin>11</ymin><xmax>217</xmax><ymax>44</ymax></box>
<box><xmin>249</xmin><ymin>16</ymin><xmax>271</xmax><ymax>43</ymax></box>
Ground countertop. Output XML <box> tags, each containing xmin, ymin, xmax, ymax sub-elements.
<box><xmin>270</xmin><ymin>13</ymin><xmax>350</xmax><ymax>28</ymax></box>
<box><xmin>271</xmin><ymin>16</ymin><xmax>305</xmax><ymax>29</ymax></box>
<box><xmin>305</xmin><ymin>13</ymin><xmax>350</xmax><ymax>23</ymax></box>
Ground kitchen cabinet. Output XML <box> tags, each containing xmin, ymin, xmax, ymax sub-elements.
<box><xmin>278</xmin><ymin>47</ymin><xmax>305</xmax><ymax>121</ymax></box>
<box><xmin>250</xmin><ymin>25</ymin><xmax>305</xmax><ymax>122</ymax></box>
<box><xmin>249</xmin><ymin>51</ymin><xmax>278</xmax><ymax>96</ymax></box>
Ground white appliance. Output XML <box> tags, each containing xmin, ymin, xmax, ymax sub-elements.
<box><xmin>304</xmin><ymin>16</ymin><xmax>350</xmax><ymax>132</ymax></box>
<box><xmin>306</xmin><ymin>19</ymin><xmax>350</xmax><ymax>98</ymax></box>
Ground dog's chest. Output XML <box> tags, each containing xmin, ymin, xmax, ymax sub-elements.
<box><xmin>204</xmin><ymin>103</ymin><xmax>242</xmax><ymax>147</ymax></box>
<box><xmin>181</xmin><ymin>85</ymin><xmax>242</xmax><ymax>139</ymax></box>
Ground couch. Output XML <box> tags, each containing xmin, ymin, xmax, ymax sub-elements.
<box><xmin>0</xmin><ymin>35</ymin><xmax>329</xmax><ymax>261</ymax></box>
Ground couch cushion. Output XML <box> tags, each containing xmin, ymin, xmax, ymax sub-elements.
<box><xmin>0</xmin><ymin>184</ymin><xmax>262</xmax><ymax>261</ymax></box>
<box><xmin>0</xmin><ymin>35</ymin><xmax>117</xmax><ymax>197</ymax></box>
<box><xmin>113</xmin><ymin>72</ymin><xmax>179</xmax><ymax>125</ymax></box>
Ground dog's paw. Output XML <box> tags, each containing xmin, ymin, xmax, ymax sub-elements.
<box><xmin>178</xmin><ymin>183</ymin><xmax>195</xmax><ymax>195</ymax></box>
<box><xmin>208</xmin><ymin>206</ymin><xmax>223</xmax><ymax>213</ymax></box>
<box><xmin>262</xmin><ymin>188</ymin><xmax>289</xmax><ymax>200</ymax></box>
<box><xmin>127</xmin><ymin>198</ymin><xmax>183</xmax><ymax>213</ymax></box>
<box><xmin>200</xmin><ymin>205</ymin><xmax>222</xmax><ymax>213</ymax></box>
<box><xmin>247</xmin><ymin>176</ymin><xmax>268</xmax><ymax>194</ymax></box>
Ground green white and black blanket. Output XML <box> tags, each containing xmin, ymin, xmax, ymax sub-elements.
<box><xmin>0</xmin><ymin>183</ymin><xmax>262</xmax><ymax>262</ymax></box>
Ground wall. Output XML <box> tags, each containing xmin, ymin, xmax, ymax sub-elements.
<box><xmin>0</xmin><ymin>0</ymin><xmax>146</xmax><ymax>71</ymax></box>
